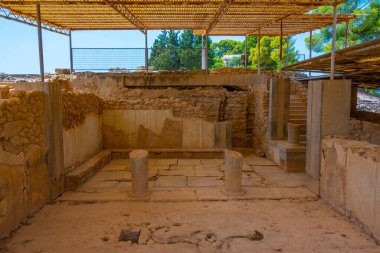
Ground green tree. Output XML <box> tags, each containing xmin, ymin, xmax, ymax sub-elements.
<box><xmin>149</xmin><ymin>30</ymin><xmax>214</xmax><ymax>71</ymax></box>
<box><xmin>229</xmin><ymin>56</ymin><xmax>242</xmax><ymax>67</ymax></box>
<box><xmin>305</xmin><ymin>0</ymin><xmax>380</xmax><ymax>53</ymax></box>
<box><xmin>249</xmin><ymin>36</ymin><xmax>299</xmax><ymax>71</ymax></box>
<box><xmin>149</xmin><ymin>30</ymin><xmax>181</xmax><ymax>70</ymax></box>
<box><xmin>179</xmin><ymin>30</ymin><xmax>202</xmax><ymax>70</ymax></box>
<box><xmin>211</xmin><ymin>58</ymin><xmax>225</xmax><ymax>68</ymax></box>
<box><xmin>211</xmin><ymin>39</ymin><xmax>244</xmax><ymax>58</ymax></box>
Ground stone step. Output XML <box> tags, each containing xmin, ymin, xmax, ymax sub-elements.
<box><xmin>290</xmin><ymin>102</ymin><xmax>307</xmax><ymax>107</ymax></box>
<box><xmin>289</xmin><ymin>114</ymin><xmax>307</xmax><ymax>119</ymax></box>
<box><xmin>290</xmin><ymin>109</ymin><xmax>307</xmax><ymax>113</ymax></box>
<box><xmin>65</xmin><ymin>150</ymin><xmax>111</xmax><ymax>191</ymax></box>
<box><xmin>290</xmin><ymin>98</ymin><xmax>306</xmax><ymax>103</ymax></box>
<box><xmin>288</xmin><ymin>119</ymin><xmax>307</xmax><ymax>125</ymax></box>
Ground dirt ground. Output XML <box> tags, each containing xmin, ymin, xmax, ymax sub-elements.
<box><xmin>1</xmin><ymin>157</ymin><xmax>379</xmax><ymax>253</ymax></box>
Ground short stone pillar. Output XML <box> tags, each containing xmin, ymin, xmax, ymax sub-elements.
<box><xmin>0</xmin><ymin>85</ymin><xmax>10</xmax><ymax>99</ymax></box>
<box><xmin>129</xmin><ymin>149</ymin><xmax>150</xmax><ymax>197</ymax></box>
<box><xmin>287</xmin><ymin>123</ymin><xmax>300</xmax><ymax>145</ymax></box>
<box><xmin>224</xmin><ymin>149</ymin><xmax>245</xmax><ymax>195</ymax></box>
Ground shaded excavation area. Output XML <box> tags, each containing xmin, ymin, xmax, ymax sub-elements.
<box><xmin>0</xmin><ymin>71</ymin><xmax>379</xmax><ymax>253</ymax></box>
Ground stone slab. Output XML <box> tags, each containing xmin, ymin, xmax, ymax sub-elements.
<box><xmin>187</xmin><ymin>176</ymin><xmax>223</xmax><ymax>187</ymax></box>
<box><xmin>178</xmin><ymin>159</ymin><xmax>201</xmax><ymax>166</ymax></box>
<box><xmin>155</xmin><ymin>176</ymin><xmax>187</xmax><ymax>188</ymax></box>
<box><xmin>159</xmin><ymin>165</ymin><xmax>195</xmax><ymax>176</ymax></box>
<box><xmin>194</xmin><ymin>165</ymin><xmax>223</xmax><ymax>177</ymax></box>
<box><xmin>346</xmin><ymin>150</ymin><xmax>376</xmax><ymax>232</ymax></box>
<box><xmin>149</xmin><ymin>159</ymin><xmax>178</xmax><ymax>166</ymax></box>
<box><xmin>245</xmin><ymin>156</ymin><xmax>276</xmax><ymax>166</ymax></box>
<box><xmin>200</xmin><ymin>159</ymin><xmax>224</xmax><ymax>165</ymax></box>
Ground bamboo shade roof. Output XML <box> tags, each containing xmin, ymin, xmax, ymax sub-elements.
<box><xmin>0</xmin><ymin>0</ymin><xmax>350</xmax><ymax>35</ymax></box>
<box><xmin>283</xmin><ymin>38</ymin><xmax>380</xmax><ymax>89</ymax></box>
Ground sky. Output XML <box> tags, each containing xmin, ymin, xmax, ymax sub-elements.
<box><xmin>0</xmin><ymin>18</ymin><xmax>311</xmax><ymax>74</ymax></box>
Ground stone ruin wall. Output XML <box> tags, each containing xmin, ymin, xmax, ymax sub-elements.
<box><xmin>62</xmin><ymin>89</ymin><xmax>103</xmax><ymax>129</ymax></box>
<box><xmin>70</xmin><ymin>74</ymin><xmax>253</xmax><ymax>147</ymax></box>
<box><xmin>61</xmin><ymin>88</ymin><xmax>103</xmax><ymax>172</ymax></box>
<box><xmin>349</xmin><ymin>119</ymin><xmax>380</xmax><ymax>145</ymax></box>
<box><xmin>251</xmin><ymin>82</ymin><xmax>270</xmax><ymax>154</ymax></box>
<box><xmin>0</xmin><ymin>89</ymin><xmax>48</xmax><ymax>238</ymax></box>
<box><xmin>321</xmin><ymin>137</ymin><xmax>380</xmax><ymax>242</ymax></box>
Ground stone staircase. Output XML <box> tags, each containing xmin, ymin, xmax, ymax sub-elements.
<box><xmin>289</xmin><ymin>94</ymin><xmax>307</xmax><ymax>145</ymax></box>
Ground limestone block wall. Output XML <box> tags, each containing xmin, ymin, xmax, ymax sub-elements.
<box><xmin>0</xmin><ymin>90</ymin><xmax>49</xmax><ymax>238</ymax></box>
<box><xmin>224</xmin><ymin>91</ymin><xmax>250</xmax><ymax>146</ymax></box>
<box><xmin>251</xmin><ymin>82</ymin><xmax>270</xmax><ymax>154</ymax></box>
<box><xmin>100</xmin><ymin>87</ymin><xmax>250</xmax><ymax>147</ymax></box>
<box><xmin>103</xmin><ymin>110</ymin><xmax>231</xmax><ymax>149</ymax></box>
<box><xmin>320</xmin><ymin>137</ymin><xmax>380</xmax><ymax>242</ymax></box>
<box><xmin>349</xmin><ymin>119</ymin><xmax>380</xmax><ymax>145</ymax></box>
<box><xmin>62</xmin><ymin>91</ymin><xmax>103</xmax><ymax>172</ymax></box>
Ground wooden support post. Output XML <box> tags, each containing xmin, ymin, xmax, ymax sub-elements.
<box><xmin>258</xmin><ymin>29</ymin><xmax>261</xmax><ymax>75</ymax></box>
<box><xmin>244</xmin><ymin>35</ymin><xmax>248</xmax><ymax>68</ymax></box>
<box><xmin>330</xmin><ymin>3</ymin><xmax>338</xmax><ymax>80</ymax></box>
<box><xmin>279</xmin><ymin>19</ymin><xmax>283</xmax><ymax>79</ymax></box>
<box><xmin>69</xmin><ymin>31</ymin><xmax>73</xmax><ymax>73</ymax></box>
<box><xmin>36</xmin><ymin>3</ymin><xmax>44</xmax><ymax>82</ymax></box>
<box><xmin>145</xmin><ymin>30</ymin><xmax>148</xmax><ymax>75</ymax></box>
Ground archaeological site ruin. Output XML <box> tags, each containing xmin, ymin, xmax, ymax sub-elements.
<box><xmin>0</xmin><ymin>0</ymin><xmax>379</xmax><ymax>252</ymax></box>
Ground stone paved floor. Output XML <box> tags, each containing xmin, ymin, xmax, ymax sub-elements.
<box><xmin>1</xmin><ymin>155</ymin><xmax>379</xmax><ymax>253</ymax></box>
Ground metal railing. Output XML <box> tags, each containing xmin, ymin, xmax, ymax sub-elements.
<box><xmin>72</xmin><ymin>47</ymin><xmax>204</xmax><ymax>72</ymax></box>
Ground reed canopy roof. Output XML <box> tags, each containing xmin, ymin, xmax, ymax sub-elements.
<box><xmin>0</xmin><ymin>0</ymin><xmax>352</xmax><ymax>35</ymax></box>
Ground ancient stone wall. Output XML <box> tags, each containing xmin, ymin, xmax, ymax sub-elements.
<box><xmin>349</xmin><ymin>119</ymin><xmax>380</xmax><ymax>145</ymax></box>
<box><xmin>224</xmin><ymin>91</ymin><xmax>250</xmax><ymax>146</ymax></box>
<box><xmin>290</xmin><ymin>81</ymin><xmax>308</xmax><ymax>102</ymax></box>
<box><xmin>251</xmin><ymin>82</ymin><xmax>270</xmax><ymax>154</ymax></box>
<box><xmin>62</xmin><ymin>90</ymin><xmax>103</xmax><ymax>172</ymax></box>
<box><xmin>0</xmin><ymin>90</ymin><xmax>49</xmax><ymax>238</ymax></box>
<box><xmin>62</xmin><ymin>90</ymin><xmax>102</xmax><ymax>129</ymax></box>
<box><xmin>100</xmin><ymin>87</ymin><xmax>250</xmax><ymax>147</ymax></box>
<box><xmin>320</xmin><ymin>137</ymin><xmax>380</xmax><ymax>242</ymax></box>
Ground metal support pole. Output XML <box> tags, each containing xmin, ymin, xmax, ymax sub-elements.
<box><xmin>330</xmin><ymin>3</ymin><xmax>338</xmax><ymax>80</ymax></box>
<box><xmin>145</xmin><ymin>30</ymin><xmax>148</xmax><ymax>75</ymax></box>
<box><xmin>36</xmin><ymin>3</ymin><xmax>44</xmax><ymax>82</ymax></box>
<box><xmin>279</xmin><ymin>19</ymin><xmax>283</xmax><ymax>79</ymax></box>
<box><xmin>244</xmin><ymin>35</ymin><xmax>248</xmax><ymax>68</ymax></box>
<box><xmin>69</xmin><ymin>31</ymin><xmax>73</xmax><ymax>73</ymax></box>
<box><xmin>257</xmin><ymin>29</ymin><xmax>261</xmax><ymax>75</ymax></box>
<box><xmin>201</xmin><ymin>35</ymin><xmax>206</xmax><ymax>70</ymax></box>
<box><xmin>345</xmin><ymin>20</ymin><xmax>349</xmax><ymax>48</ymax></box>
<box><xmin>205</xmin><ymin>35</ymin><xmax>208</xmax><ymax>75</ymax></box>
<box><xmin>285</xmin><ymin>36</ymin><xmax>289</xmax><ymax>67</ymax></box>
<box><xmin>309</xmin><ymin>30</ymin><xmax>312</xmax><ymax>77</ymax></box>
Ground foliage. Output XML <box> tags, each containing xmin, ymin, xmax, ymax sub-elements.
<box><xmin>211</xmin><ymin>39</ymin><xmax>244</xmax><ymax>58</ymax></box>
<box><xmin>305</xmin><ymin>0</ymin><xmax>380</xmax><ymax>53</ymax></box>
<box><xmin>229</xmin><ymin>56</ymin><xmax>242</xmax><ymax>67</ymax></box>
<box><xmin>149</xmin><ymin>30</ymin><xmax>214</xmax><ymax>71</ymax></box>
<box><xmin>211</xmin><ymin>58</ymin><xmax>225</xmax><ymax>68</ymax></box>
<box><xmin>249</xmin><ymin>36</ymin><xmax>299</xmax><ymax>70</ymax></box>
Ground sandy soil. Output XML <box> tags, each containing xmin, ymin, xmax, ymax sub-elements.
<box><xmin>1</xmin><ymin>199</ymin><xmax>379</xmax><ymax>253</ymax></box>
<box><xmin>1</xmin><ymin>157</ymin><xmax>379</xmax><ymax>253</ymax></box>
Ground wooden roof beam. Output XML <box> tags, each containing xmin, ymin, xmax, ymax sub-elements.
<box><xmin>104</xmin><ymin>0</ymin><xmax>145</xmax><ymax>33</ymax></box>
<box><xmin>0</xmin><ymin>0</ymin><xmax>331</xmax><ymax>6</ymax></box>
<box><xmin>203</xmin><ymin>0</ymin><xmax>234</xmax><ymax>35</ymax></box>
